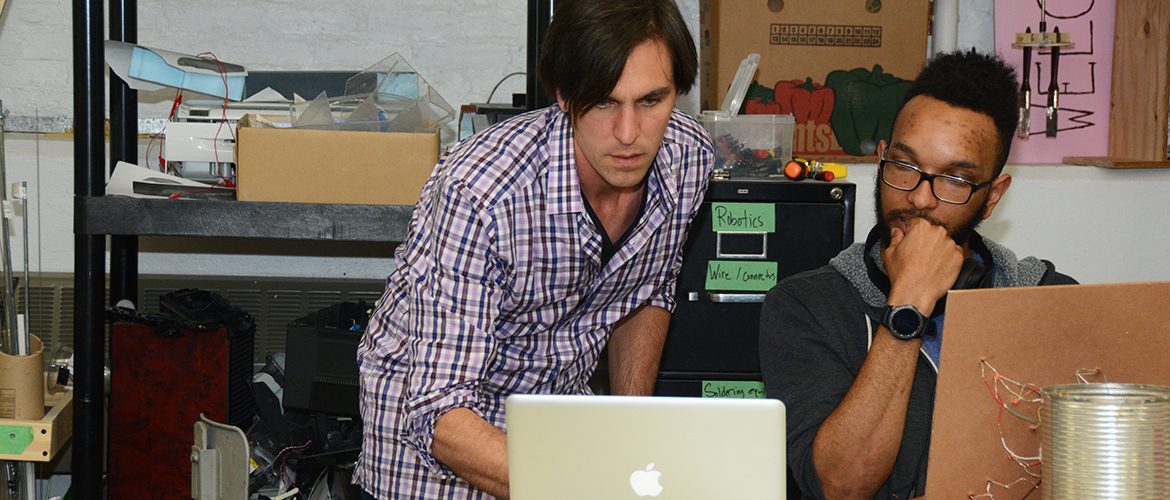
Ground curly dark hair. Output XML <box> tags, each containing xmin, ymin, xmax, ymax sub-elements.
<box><xmin>538</xmin><ymin>0</ymin><xmax>697</xmax><ymax>120</ymax></box>
<box><xmin>901</xmin><ymin>51</ymin><xmax>1020</xmax><ymax>173</ymax></box>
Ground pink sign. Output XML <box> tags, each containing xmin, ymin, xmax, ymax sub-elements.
<box><xmin>994</xmin><ymin>0</ymin><xmax>1114</xmax><ymax>164</ymax></box>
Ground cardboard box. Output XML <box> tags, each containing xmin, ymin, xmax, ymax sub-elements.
<box><xmin>700</xmin><ymin>0</ymin><xmax>930</xmax><ymax>159</ymax></box>
<box><xmin>235</xmin><ymin>115</ymin><xmax>439</xmax><ymax>205</ymax></box>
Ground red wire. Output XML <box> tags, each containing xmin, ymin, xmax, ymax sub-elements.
<box><xmin>168</xmin><ymin>89</ymin><xmax>185</xmax><ymax>117</ymax></box>
<box><xmin>194</xmin><ymin>52</ymin><xmax>235</xmax><ymax>135</ymax></box>
<box><xmin>149</xmin><ymin>52</ymin><xmax>239</xmax><ymax>186</ymax></box>
<box><xmin>981</xmin><ymin>375</ymin><xmax>1005</xmax><ymax>405</ymax></box>
<box><xmin>145</xmin><ymin>89</ymin><xmax>183</xmax><ymax>172</ymax></box>
<box><xmin>195</xmin><ymin>51</ymin><xmax>238</xmax><ymax>185</ymax></box>
<box><xmin>167</xmin><ymin>178</ymin><xmax>227</xmax><ymax>200</ymax></box>
<box><xmin>147</xmin><ymin>51</ymin><xmax>240</xmax><ymax>183</ymax></box>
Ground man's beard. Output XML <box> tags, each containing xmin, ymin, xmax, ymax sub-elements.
<box><xmin>874</xmin><ymin>182</ymin><xmax>985</xmax><ymax>247</ymax></box>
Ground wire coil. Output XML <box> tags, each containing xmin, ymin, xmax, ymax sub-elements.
<box><xmin>1041</xmin><ymin>383</ymin><xmax>1170</xmax><ymax>499</ymax></box>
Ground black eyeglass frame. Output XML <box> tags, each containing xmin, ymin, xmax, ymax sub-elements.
<box><xmin>878</xmin><ymin>154</ymin><xmax>993</xmax><ymax>205</ymax></box>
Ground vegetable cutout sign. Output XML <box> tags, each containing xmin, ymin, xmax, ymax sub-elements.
<box><xmin>743</xmin><ymin>64</ymin><xmax>911</xmax><ymax>157</ymax></box>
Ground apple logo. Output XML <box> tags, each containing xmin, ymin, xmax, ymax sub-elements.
<box><xmin>629</xmin><ymin>462</ymin><xmax>664</xmax><ymax>497</ymax></box>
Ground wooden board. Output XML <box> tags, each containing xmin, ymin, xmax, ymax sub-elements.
<box><xmin>925</xmin><ymin>282</ymin><xmax>1170</xmax><ymax>498</ymax></box>
<box><xmin>1107</xmin><ymin>0</ymin><xmax>1170</xmax><ymax>162</ymax></box>
<box><xmin>0</xmin><ymin>389</ymin><xmax>73</xmax><ymax>462</ymax></box>
<box><xmin>1062</xmin><ymin>156</ymin><xmax>1170</xmax><ymax>169</ymax></box>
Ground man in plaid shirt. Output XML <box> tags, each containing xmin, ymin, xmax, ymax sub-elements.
<box><xmin>355</xmin><ymin>1</ymin><xmax>713</xmax><ymax>497</ymax></box>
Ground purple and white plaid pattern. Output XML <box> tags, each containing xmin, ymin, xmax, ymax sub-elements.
<box><xmin>354</xmin><ymin>105</ymin><xmax>712</xmax><ymax>499</ymax></box>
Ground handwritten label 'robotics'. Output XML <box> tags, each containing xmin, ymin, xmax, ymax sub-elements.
<box><xmin>710</xmin><ymin>203</ymin><xmax>775</xmax><ymax>233</ymax></box>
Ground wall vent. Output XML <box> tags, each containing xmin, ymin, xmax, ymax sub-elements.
<box><xmin>19</xmin><ymin>273</ymin><xmax>385</xmax><ymax>361</ymax></box>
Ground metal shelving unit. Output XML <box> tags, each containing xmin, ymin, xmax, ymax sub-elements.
<box><xmin>70</xmin><ymin>1</ymin><xmax>417</xmax><ymax>496</ymax></box>
<box><xmin>72</xmin><ymin>2</ymin><xmax>557</xmax><ymax>496</ymax></box>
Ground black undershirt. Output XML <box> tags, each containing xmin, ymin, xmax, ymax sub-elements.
<box><xmin>580</xmin><ymin>182</ymin><xmax>649</xmax><ymax>267</ymax></box>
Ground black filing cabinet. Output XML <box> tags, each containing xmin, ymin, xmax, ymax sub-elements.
<box><xmin>657</xmin><ymin>178</ymin><xmax>856</xmax><ymax>396</ymax></box>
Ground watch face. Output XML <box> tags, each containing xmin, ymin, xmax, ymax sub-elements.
<box><xmin>891</xmin><ymin>307</ymin><xmax>924</xmax><ymax>338</ymax></box>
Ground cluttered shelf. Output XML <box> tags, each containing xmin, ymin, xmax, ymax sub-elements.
<box><xmin>76</xmin><ymin>196</ymin><xmax>415</xmax><ymax>242</ymax></box>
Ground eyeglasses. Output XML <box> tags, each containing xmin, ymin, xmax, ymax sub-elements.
<box><xmin>878</xmin><ymin>154</ymin><xmax>992</xmax><ymax>205</ymax></box>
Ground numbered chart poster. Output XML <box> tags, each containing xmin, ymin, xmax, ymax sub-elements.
<box><xmin>994</xmin><ymin>0</ymin><xmax>1114</xmax><ymax>164</ymax></box>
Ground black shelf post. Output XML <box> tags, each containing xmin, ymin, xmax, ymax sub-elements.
<box><xmin>525</xmin><ymin>0</ymin><xmax>554</xmax><ymax>111</ymax></box>
<box><xmin>109</xmin><ymin>0</ymin><xmax>138</xmax><ymax>314</ymax></box>
<box><xmin>72</xmin><ymin>0</ymin><xmax>107</xmax><ymax>496</ymax></box>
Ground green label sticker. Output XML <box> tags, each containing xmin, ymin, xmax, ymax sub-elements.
<box><xmin>702</xmin><ymin>380</ymin><xmax>767</xmax><ymax>399</ymax></box>
<box><xmin>0</xmin><ymin>426</ymin><xmax>33</xmax><ymax>455</ymax></box>
<box><xmin>705</xmin><ymin>260</ymin><xmax>778</xmax><ymax>291</ymax></box>
<box><xmin>711</xmin><ymin>203</ymin><xmax>775</xmax><ymax>233</ymax></box>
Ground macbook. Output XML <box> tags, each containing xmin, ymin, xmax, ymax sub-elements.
<box><xmin>506</xmin><ymin>394</ymin><xmax>786</xmax><ymax>499</ymax></box>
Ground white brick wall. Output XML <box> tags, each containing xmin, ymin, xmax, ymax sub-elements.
<box><xmin>0</xmin><ymin>0</ymin><xmax>700</xmax><ymax>124</ymax></box>
<box><xmin>0</xmin><ymin>0</ymin><xmax>1168</xmax><ymax>284</ymax></box>
<box><xmin>0</xmin><ymin>0</ymin><xmax>75</xmax><ymax>118</ymax></box>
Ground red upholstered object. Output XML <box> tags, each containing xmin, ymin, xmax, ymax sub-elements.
<box><xmin>109</xmin><ymin>322</ymin><xmax>232</xmax><ymax>498</ymax></box>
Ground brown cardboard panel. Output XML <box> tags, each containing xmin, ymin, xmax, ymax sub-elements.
<box><xmin>926</xmin><ymin>281</ymin><xmax>1170</xmax><ymax>499</ymax></box>
<box><xmin>236</xmin><ymin>115</ymin><xmax>439</xmax><ymax>205</ymax></box>
<box><xmin>700</xmin><ymin>0</ymin><xmax>929</xmax><ymax>158</ymax></box>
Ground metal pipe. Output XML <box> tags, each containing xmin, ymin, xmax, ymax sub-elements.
<box><xmin>14</xmin><ymin>180</ymin><xmax>31</xmax><ymax>500</ymax></box>
<box><xmin>0</xmin><ymin>106</ymin><xmax>21</xmax><ymax>357</ymax></box>
<box><xmin>0</xmin><ymin>102</ymin><xmax>10</xmax><ymax>356</ymax></box>
<box><xmin>931</xmin><ymin>0</ymin><xmax>959</xmax><ymax>55</ymax></box>
<box><xmin>72</xmin><ymin>0</ymin><xmax>107</xmax><ymax>496</ymax></box>
<box><xmin>19</xmin><ymin>181</ymin><xmax>29</xmax><ymax>347</ymax></box>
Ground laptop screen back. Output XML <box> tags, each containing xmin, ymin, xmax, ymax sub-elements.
<box><xmin>506</xmin><ymin>394</ymin><xmax>786</xmax><ymax>500</ymax></box>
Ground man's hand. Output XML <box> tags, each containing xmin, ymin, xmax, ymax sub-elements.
<box><xmin>882</xmin><ymin>218</ymin><xmax>965</xmax><ymax>316</ymax></box>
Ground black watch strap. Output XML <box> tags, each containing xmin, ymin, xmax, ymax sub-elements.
<box><xmin>881</xmin><ymin>304</ymin><xmax>930</xmax><ymax>340</ymax></box>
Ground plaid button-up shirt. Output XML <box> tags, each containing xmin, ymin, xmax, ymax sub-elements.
<box><xmin>355</xmin><ymin>105</ymin><xmax>713</xmax><ymax>498</ymax></box>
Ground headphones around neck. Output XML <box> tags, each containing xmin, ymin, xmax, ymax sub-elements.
<box><xmin>863</xmin><ymin>225</ymin><xmax>993</xmax><ymax>316</ymax></box>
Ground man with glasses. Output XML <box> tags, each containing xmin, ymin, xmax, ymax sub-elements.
<box><xmin>758</xmin><ymin>51</ymin><xmax>1076</xmax><ymax>499</ymax></box>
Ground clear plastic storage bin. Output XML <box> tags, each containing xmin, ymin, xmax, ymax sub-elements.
<box><xmin>699</xmin><ymin>112</ymin><xmax>795</xmax><ymax>179</ymax></box>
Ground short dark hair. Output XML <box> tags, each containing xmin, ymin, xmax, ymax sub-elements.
<box><xmin>538</xmin><ymin>0</ymin><xmax>698</xmax><ymax>119</ymax></box>
<box><xmin>900</xmin><ymin>51</ymin><xmax>1020</xmax><ymax>174</ymax></box>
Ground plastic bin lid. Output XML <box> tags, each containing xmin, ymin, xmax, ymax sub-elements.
<box><xmin>719</xmin><ymin>53</ymin><xmax>759</xmax><ymax>115</ymax></box>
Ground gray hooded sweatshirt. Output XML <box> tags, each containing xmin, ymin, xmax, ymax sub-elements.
<box><xmin>759</xmin><ymin>231</ymin><xmax>1076</xmax><ymax>499</ymax></box>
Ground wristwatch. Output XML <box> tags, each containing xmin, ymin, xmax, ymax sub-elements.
<box><xmin>880</xmin><ymin>304</ymin><xmax>930</xmax><ymax>340</ymax></box>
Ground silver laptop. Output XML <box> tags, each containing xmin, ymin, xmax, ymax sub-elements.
<box><xmin>506</xmin><ymin>394</ymin><xmax>786</xmax><ymax>500</ymax></box>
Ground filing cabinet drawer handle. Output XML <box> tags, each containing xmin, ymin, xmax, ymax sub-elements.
<box><xmin>707</xmin><ymin>293</ymin><xmax>766</xmax><ymax>303</ymax></box>
<box><xmin>716</xmin><ymin>232</ymin><xmax>768</xmax><ymax>259</ymax></box>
